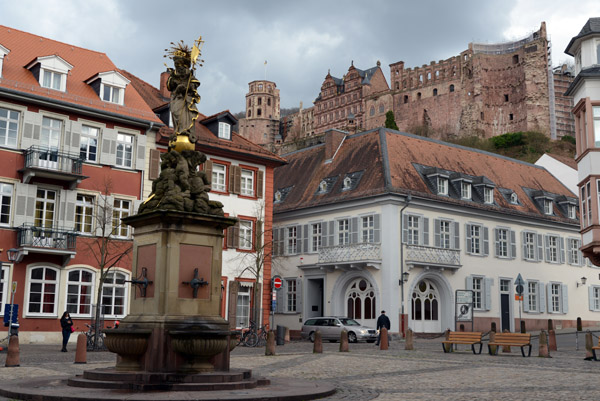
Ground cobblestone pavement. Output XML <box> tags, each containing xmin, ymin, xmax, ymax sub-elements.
<box><xmin>1</xmin><ymin>331</ymin><xmax>599</xmax><ymax>400</ymax></box>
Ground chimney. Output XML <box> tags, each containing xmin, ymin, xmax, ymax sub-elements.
<box><xmin>160</xmin><ymin>71</ymin><xmax>170</xmax><ymax>98</ymax></box>
<box><xmin>324</xmin><ymin>129</ymin><xmax>347</xmax><ymax>161</ymax></box>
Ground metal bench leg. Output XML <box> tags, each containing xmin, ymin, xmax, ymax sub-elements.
<box><xmin>443</xmin><ymin>343</ymin><xmax>449</xmax><ymax>353</ymax></box>
<box><xmin>488</xmin><ymin>345</ymin><xmax>497</xmax><ymax>355</ymax></box>
<box><xmin>594</xmin><ymin>349</ymin><xmax>598</xmax><ymax>361</ymax></box>
<box><xmin>477</xmin><ymin>343</ymin><xmax>483</xmax><ymax>354</ymax></box>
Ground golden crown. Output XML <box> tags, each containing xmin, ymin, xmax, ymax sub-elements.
<box><xmin>164</xmin><ymin>41</ymin><xmax>192</xmax><ymax>60</ymax></box>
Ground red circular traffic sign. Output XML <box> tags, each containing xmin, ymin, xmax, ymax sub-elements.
<box><xmin>273</xmin><ymin>276</ymin><xmax>283</xmax><ymax>290</ymax></box>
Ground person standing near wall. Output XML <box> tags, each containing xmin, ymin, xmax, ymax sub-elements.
<box><xmin>375</xmin><ymin>310</ymin><xmax>391</xmax><ymax>346</ymax></box>
<box><xmin>59</xmin><ymin>311</ymin><xmax>73</xmax><ymax>352</ymax></box>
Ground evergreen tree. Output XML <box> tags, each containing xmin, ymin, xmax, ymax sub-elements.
<box><xmin>385</xmin><ymin>111</ymin><xmax>398</xmax><ymax>130</ymax></box>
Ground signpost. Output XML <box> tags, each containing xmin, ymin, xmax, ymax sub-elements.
<box><xmin>271</xmin><ymin>275</ymin><xmax>283</xmax><ymax>332</ymax></box>
<box><xmin>515</xmin><ymin>273</ymin><xmax>525</xmax><ymax>333</ymax></box>
<box><xmin>455</xmin><ymin>290</ymin><xmax>474</xmax><ymax>332</ymax></box>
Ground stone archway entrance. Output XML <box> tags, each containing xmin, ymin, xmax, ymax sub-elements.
<box><xmin>411</xmin><ymin>279</ymin><xmax>441</xmax><ymax>333</ymax></box>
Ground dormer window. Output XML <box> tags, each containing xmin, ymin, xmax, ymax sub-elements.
<box><xmin>568</xmin><ymin>204</ymin><xmax>577</xmax><ymax>219</ymax></box>
<box><xmin>461</xmin><ymin>181</ymin><xmax>471</xmax><ymax>200</ymax></box>
<box><xmin>437</xmin><ymin>177</ymin><xmax>448</xmax><ymax>195</ymax></box>
<box><xmin>543</xmin><ymin>199</ymin><xmax>553</xmax><ymax>215</ymax></box>
<box><xmin>275</xmin><ymin>191</ymin><xmax>282</xmax><ymax>202</ymax></box>
<box><xmin>0</xmin><ymin>44</ymin><xmax>9</xmax><ymax>78</ymax></box>
<box><xmin>26</xmin><ymin>55</ymin><xmax>73</xmax><ymax>92</ymax></box>
<box><xmin>218</xmin><ymin>122</ymin><xmax>231</xmax><ymax>140</ymax></box>
<box><xmin>342</xmin><ymin>177</ymin><xmax>352</xmax><ymax>190</ymax></box>
<box><xmin>85</xmin><ymin>71</ymin><xmax>130</xmax><ymax>106</ymax></box>
<box><xmin>510</xmin><ymin>192</ymin><xmax>518</xmax><ymax>204</ymax></box>
<box><xmin>319</xmin><ymin>180</ymin><xmax>328</xmax><ymax>193</ymax></box>
<box><xmin>484</xmin><ymin>187</ymin><xmax>494</xmax><ymax>204</ymax></box>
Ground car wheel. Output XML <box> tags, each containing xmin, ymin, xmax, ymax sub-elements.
<box><xmin>308</xmin><ymin>332</ymin><xmax>315</xmax><ymax>343</ymax></box>
<box><xmin>348</xmin><ymin>332</ymin><xmax>358</xmax><ymax>343</ymax></box>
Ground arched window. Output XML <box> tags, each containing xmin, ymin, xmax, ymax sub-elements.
<box><xmin>395</xmin><ymin>82</ymin><xmax>400</xmax><ymax>90</ymax></box>
<box><xmin>379</xmin><ymin>104</ymin><xmax>384</xmax><ymax>113</ymax></box>
<box><xmin>247</xmin><ymin>110</ymin><xmax>251</xmax><ymax>117</ymax></box>
<box><xmin>403</xmin><ymin>95</ymin><xmax>409</xmax><ymax>104</ymax></box>
<box><xmin>345</xmin><ymin>278</ymin><xmax>376</xmax><ymax>320</ymax></box>
<box><xmin>27</xmin><ymin>266</ymin><xmax>59</xmax><ymax>315</ymax></box>
<box><xmin>449</xmin><ymin>84</ymin><xmax>455</xmax><ymax>92</ymax></box>
<box><xmin>370</xmin><ymin>106</ymin><xmax>375</xmax><ymax>116</ymax></box>
<box><xmin>102</xmin><ymin>271</ymin><xmax>128</xmax><ymax>317</ymax></box>
<box><xmin>267</xmin><ymin>98</ymin><xmax>271</xmax><ymax>106</ymax></box>
<box><xmin>417</xmin><ymin>92</ymin><xmax>422</xmax><ymax>100</ymax></box>
<box><xmin>342</xmin><ymin>176</ymin><xmax>352</xmax><ymax>190</ymax></box>
<box><xmin>258</xmin><ymin>97</ymin><xmax>262</xmax><ymax>106</ymax></box>
<box><xmin>66</xmin><ymin>268</ymin><xmax>94</xmax><ymax>316</ymax></box>
<box><xmin>257</xmin><ymin>109</ymin><xmax>261</xmax><ymax>116</ymax></box>
<box><xmin>433</xmin><ymin>88</ymin><xmax>438</xmax><ymax>96</ymax></box>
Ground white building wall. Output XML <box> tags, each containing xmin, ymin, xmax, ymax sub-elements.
<box><xmin>535</xmin><ymin>154</ymin><xmax>578</xmax><ymax>195</ymax></box>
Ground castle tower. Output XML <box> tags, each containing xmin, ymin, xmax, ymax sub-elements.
<box><xmin>238</xmin><ymin>80</ymin><xmax>280</xmax><ymax>145</ymax></box>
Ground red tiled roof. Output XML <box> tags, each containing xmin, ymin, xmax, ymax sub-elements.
<box><xmin>274</xmin><ymin>128</ymin><xmax>577</xmax><ymax>224</ymax></box>
<box><xmin>0</xmin><ymin>25</ymin><xmax>161</xmax><ymax>124</ymax></box>
<box><xmin>119</xmin><ymin>69</ymin><xmax>170</xmax><ymax>112</ymax></box>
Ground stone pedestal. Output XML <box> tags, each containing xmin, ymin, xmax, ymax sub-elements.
<box><xmin>105</xmin><ymin>210</ymin><xmax>236</xmax><ymax>374</ymax></box>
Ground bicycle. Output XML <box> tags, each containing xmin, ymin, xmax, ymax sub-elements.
<box><xmin>255</xmin><ymin>324</ymin><xmax>269</xmax><ymax>347</ymax></box>
<box><xmin>83</xmin><ymin>323</ymin><xmax>106</xmax><ymax>351</ymax></box>
<box><xmin>237</xmin><ymin>321</ymin><xmax>269</xmax><ymax>347</ymax></box>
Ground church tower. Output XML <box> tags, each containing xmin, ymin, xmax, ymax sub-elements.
<box><xmin>238</xmin><ymin>80</ymin><xmax>280</xmax><ymax>145</ymax></box>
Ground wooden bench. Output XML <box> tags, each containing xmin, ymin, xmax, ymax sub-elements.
<box><xmin>442</xmin><ymin>331</ymin><xmax>483</xmax><ymax>354</ymax></box>
<box><xmin>488</xmin><ymin>332</ymin><xmax>532</xmax><ymax>357</ymax></box>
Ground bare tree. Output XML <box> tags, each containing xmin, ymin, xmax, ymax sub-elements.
<box><xmin>80</xmin><ymin>177</ymin><xmax>132</xmax><ymax>349</ymax></box>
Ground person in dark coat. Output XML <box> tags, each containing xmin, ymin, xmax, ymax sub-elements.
<box><xmin>375</xmin><ymin>310</ymin><xmax>391</xmax><ymax>346</ymax></box>
<box><xmin>59</xmin><ymin>311</ymin><xmax>73</xmax><ymax>352</ymax></box>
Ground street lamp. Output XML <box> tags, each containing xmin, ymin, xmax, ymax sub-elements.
<box><xmin>7</xmin><ymin>248</ymin><xmax>18</xmax><ymax>263</ymax></box>
<box><xmin>399</xmin><ymin>194</ymin><xmax>411</xmax><ymax>338</ymax></box>
<box><xmin>577</xmin><ymin>277</ymin><xmax>587</xmax><ymax>288</ymax></box>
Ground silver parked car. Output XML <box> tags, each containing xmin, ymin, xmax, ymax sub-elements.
<box><xmin>300</xmin><ymin>316</ymin><xmax>377</xmax><ymax>343</ymax></box>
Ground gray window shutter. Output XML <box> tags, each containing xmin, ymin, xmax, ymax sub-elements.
<box><xmin>539</xmin><ymin>283</ymin><xmax>546</xmax><ymax>313</ymax></box>
<box><xmin>453</xmin><ymin>222</ymin><xmax>459</xmax><ymax>249</ymax></box>
<box><xmin>21</xmin><ymin>111</ymin><xmax>42</xmax><ymax>150</ymax></box>
<box><xmin>465</xmin><ymin>224</ymin><xmax>472</xmax><ymax>254</ymax></box>
<box><xmin>322</xmin><ymin>221</ymin><xmax>328</xmax><ymax>247</ymax></box>
<box><xmin>204</xmin><ymin>160</ymin><xmax>213</xmax><ymax>185</ymax></box>
<box><xmin>466</xmin><ymin>276</ymin><xmax>473</xmax><ymax>290</ymax></box>
<box><xmin>402</xmin><ymin>214</ymin><xmax>408</xmax><ymax>244</ymax></box>
<box><xmin>483</xmin><ymin>227</ymin><xmax>489</xmax><ymax>256</ymax></box>
<box><xmin>589</xmin><ymin>286</ymin><xmax>595</xmax><ymax>311</ymax></box>
<box><xmin>272</xmin><ymin>227</ymin><xmax>279</xmax><ymax>256</ymax></box>
<box><xmin>546</xmin><ymin>284</ymin><xmax>552</xmax><ymax>312</ymax></box>
<box><xmin>148</xmin><ymin>149</ymin><xmax>161</xmax><ymax>180</ymax></box>
<box><xmin>544</xmin><ymin>235</ymin><xmax>550</xmax><ymax>262</ymax></box>
<box><xmin>494</xmin><ymin>228</ymin><xmax>500</xmax><ymax>257</ymax></box>
<box><xmin>536</xmin><ymin>234</ymin><xmax>544</xmax><ymax>262</ymax></box>
<box><xmin>278</xmin><ymin>228</ymin><xmax>285</xmax><ymax>255</ymax></box>
<box><xmin>63</xmin><ymin>190</ymin><xmax>78</xmax><ymax>230</ymax></box>
<box><xmin>233</xmin><ymin>223</ymin><xmax>240</xmax><ymax>249</ymax></box>
<box><xmin>302</xmin><ymin>224</ymin><xmax>309</xmax><ymax>253</ymax></box>
<box><xmin>559</xmin><ymin>237</ymin><xmax>565</xmax><ymax>264</ymax></box>
<box><xmin>523</xmin><ymin>280</ymin><xmax>530</xmax><ymax>312</ymax></box>
<box><xmin>521</xmin><ymin>232</ymin><xmax>527</xmax><ymax>260</ymax></box>
<box><xmin>434</xmin><ymin>219</ymin><xmax>441</xmax><ymax>247</ymax></box>
<box><xmin>101</xmin><ymin>128</ymin><xmax>117</xmax><ymax>166</ymax></box>
<box><xmin>374</xmin><ymin>214</ymin><xmax>381</xmax><ymax>243</ymax></box>
<box><xmin>328</xmin><ymin>221</ymin><xmax>335</xmax><ymax>247</ymax></box>
<box><xmin>276</xmin><ymin>283</ymin><xmax>285</xmax><ymax>313</ymax></box>
<box><xmin>423</xmin><ymin>217</ymin><xmax>429</xmax><ymax>246</ymax></box>
<box><xmin>297</xmin><ymin>225</ymin><xmax>303</xmax><ymax>254</ymax></box>
<box><xmin>350</xmin><ymin>217</ymin><xmax>358</xmax><ymax>243</ymax></box>
<box><xmin>579</xmin><ymin>250</ymin><xmax>585</xmax><ymax>267</ymax></box>
<box><xmin>133</xmin><ymin>199</ymin><xmax>143</xmax><ymax>216</ymax></box>
<box><xmin>484</xmin><ymin>277</ymin><xmax>492</xmax><ymax>310</ymax></box>
<box><xmin>70</xmin><ymin>121</ymin><xmax>81</xmax><ymax>156</ymax></box>
<box><xmin>257</xmin><ymin>170</ymin><xmax>264</xmax><ymax>199</ymax></box>
<box><xmin>561</xmin><ymin>284</ymin><xmax>568</xmax><ymax>314</ymax></box>
<box><xmin>13</xmin><ymin>183</ymin><xmax>36</xmax><ymax>228</ymax></box>
<box><xmin>510</xmin><ymin>230</ymin><xmax>516</xmax><ymax>259</ymax></box>
<box><xmin>135</xmin><ymin>134</ymin><xmax>146</xmax><ymax>171</ymax></box>
<box><xmin>296</xmin><ymin>278</ymin><xmax>303</xmax><ymax>314</ymax></box>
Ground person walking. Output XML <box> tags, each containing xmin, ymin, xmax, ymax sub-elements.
<box><xmin>60</xmin><ymin>311</ymin><xmax>73</xmax><ymax>352</ymax></box>
<box><xmin>375</xmin><ymin>310</ymin><xmax>391</xmax><ymax>346</ymax></box>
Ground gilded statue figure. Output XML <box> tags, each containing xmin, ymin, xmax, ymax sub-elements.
<box><xmin>167</xmin><ymin>47</ymin><xmax>201</xmax><ymax>143</ymax></box>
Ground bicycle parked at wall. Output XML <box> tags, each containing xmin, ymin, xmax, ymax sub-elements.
<box><xmin>83</xmin><ymin>322</ymin><xmax>117</xmax><ymax>351</ymax></box>
<box><xmin>236</xmin><ymin>320</ymin><xmax>269</xmax><ymax>347</ymax></box>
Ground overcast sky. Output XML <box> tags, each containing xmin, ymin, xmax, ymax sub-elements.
<box><xmin>3</xmin><ymin>1</ymin><xmax>599</xmax><ymax>116</ymax></box>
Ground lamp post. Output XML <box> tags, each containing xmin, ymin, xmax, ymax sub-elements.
<box><xmin>399</xmin><ymin>195</ymin><xmax>411</xmax><ymax>338</ymax></box>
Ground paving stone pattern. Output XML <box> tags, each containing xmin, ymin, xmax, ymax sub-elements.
<box><xmin>1</xmin><ymin>332</ymin><xmax>599</xmax><ymax>400</ymax></box>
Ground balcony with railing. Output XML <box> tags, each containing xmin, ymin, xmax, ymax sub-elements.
<box><xmin>405</xmin><ymin>244</ymin><xmax>461</xmax><ymax>270</ymax></box>
<box><xmin>19</xmin><ymin>146</ymin><xmax>87</xmax><ymax>188</ymax></box>
<box><xmin>13</xmin><ymin>224</ymin><xmax>77</xmax><ymax>265</ymax></box>
<box><xmin>316</xmin><ymin>242</ymin><xmax>382</xmax><ymax>270</ymax></box>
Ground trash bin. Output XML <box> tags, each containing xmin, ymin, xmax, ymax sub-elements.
<box><xmin>276</xmin><ymin>325</ymin><xmax>286</xmax><ymax>346</ymax></box>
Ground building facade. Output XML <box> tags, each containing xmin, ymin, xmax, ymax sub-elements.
<box><xmin>565</xmin><ymin>18</ymin><xmax>600</xmax><ymax>266</ymax></box>
<box><xmin>125</xmin><ymin>72</ymin><xmax>286</xmax><ymax>329</ymax></box>
<box><xmin>0</xmin><ymin>26</ymin><xmax>162</xmax><ymax>343</ymax></box>
<box><xmin>272</xmin><ymin>127</ymin><xmax>592</xmax><ymax>337</ymax></box>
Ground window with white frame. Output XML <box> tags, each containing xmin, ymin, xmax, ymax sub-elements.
<box><xmin>585</xmin><ymin>181</ymin><xmax>592</xmax><ymax>226</ymax></box>
<box><xmin>550</xmin><ymin>283</ymin><xmax>561</xmax><ymax>313</ymax></box>
<box><xmin>496</xmin><ymin>228</ymin><xmax>509</xmax><ymax>258</ymax></box>
<box><xmin>546</xmin><ymin>235</ymin><xmax>559</xmax><ymax>263</ymax></box>
<box><xmin>361</xmin><ymin>215</ymin><xmax>374</xmax><ymax>243</ymax></box>
<box><xmin>461</xmin><ymin>181</ymin><xmax>472</xmax><ymax>200</ymax></box>
<box><xmin>595</xmin><ymin>107</ymin><xmax>600</xmax><ymax>146</ymax></box>
<box><xmin>0</xmin><ymin>107</ymin><xmax>19</xmax><ymax>148</ymax></box>
<box><xmin>240</xmin><ymin>169</ymin><xmax>254</xmax><ymax>196</ymax></box>
<box><xmin>437</xmin><ymin>177</ymin><xmax>448</xmax><ymax>195</ymax></box>
<box><xmin>407</xmin><ymin>215</ymin><xmax>421</xmax><ymax>245</ymax></box>
<box><xmin>41</xmin><ymin>116</ymin><xmax>61</xmax><ymax>157</ymax></box>
<box><xmin>439</xmin><ymin>220</ymin><xmax>451</xmax><ymax>249</ymax></box>
<box><xmin>236</xmin><ymin>285</ymin><xmax>251</xmax><ymax>328</ymax></box>
<box><xmin>42</xmin><ymin>69</ymin><xmax>63</xmax><ymax>91</ymax></box>
<box><xmin>484</xmin><ymin>187</ymin><xmax>494</xmax><ymax>204</ymax></box>
<box><xmin>467</xmin><ymin>224</ymin><xmax>482</xmax><ymax>255</ymax></box>
<box><xmin>75</xmin><ymin>194</ymin><xmax>94</xmax><ymax>234</ymax></box>
<box><xmin>510</xmin><ymin>192</ymin><xmax>518</xmax><ymax>204</ymax></box>
<box><xmin>116</xmin><ymin>133</ymin><xmax>133</xmax><ymax>168</ymax></box>
<box><xmin>528</xmin><ymin>281</ymin><xmax>538</xmax><ymax>312</ymax></box>
<box><xmin>27</xmin><ymin>266</ymin><xmax>58</xmax><ymax>315</ymax></box>
<box><xmin>239</xmin><ymin>220</ymin><xmax>253</xmax><ymax>250</ymax></box>
<box><xmin>592</xmin><ymin>286</ymin><xmax>600</xmax><ymax>311</ymax></box>
<box><xmin>218</xmin><ymin>122</ymin><xmax>231</xmax><ymax>140</ymax></box>
<box><xmin>66</xmin><ymin>269</ymin><xmax>94</xmax><ymax>316</ymax></box>
<box><xmin>524</xmin><ymin>232</ymin><xmax>536</xmax><ymax>261</ymax></box>
<box><xmin>102</xmin><ymin>271</ymin><xmax>128</xmax><ymax>317</ymax></box>
<box><xmin>338</xmin><ymin>219</ymin><xmax>350</xmax><ymax>245</ymax></box>
<box><xmin>102</xmin><ymin>84</ymin><xmax>123</xmax><ymax>104</ymax></box>
<box><xmin>286</xmin><ymin>279</ymin><xmax>297</xmax><ymax>312</ymax></box>
<box><xmin>80</xmin><ymin>125</ymin><xmax>99</xmax><ymax>162</ymax></box>
<box><xmin>311</xmin><ymin>223</ymin><xmax>322</xmax><ymax>252</ymax></box>
<box><xmin>0</xmin><ymin>183</ymin><xmax>13</xmax><ymax>225</ymax></box>
<box><xmin>500</xmin><ymin>279</ymin><xmax>510</xmax><ymax>293</ymax></box>
<box><xmin>35</xmin><ymin>189</ymin><xmax>56</xmax><ymax>229</ymax></box>
<box><xmin>472</xmin><ymin>277</ymin><xmax>483</xmax><ymax>309</ymax></box>
<box><xmin>287</xmin><ymin>226</ymin><xmax>297</xmax><ymax>254</ymax></box>
<box><xmin>568</xmin><ymin>204</ymin><xmax>576</xmax><ymax>219</ymax></box>
<box><xmin>112</xmin><ymin>199</ymin><xmax>131</xmax><ymax>237</ymax></box>
<box><xmin>211</xmin><ymin>163</ymin><xmax>226</xmax><ymax>192</ymax></box>
<box><xmin>568</xmin><ymin>238</ymin><xmax>581</xmax><ymax>265</ymax></box>
<box><xmin>543</xmin><ymin>199</ymin><xmax>553</xmax><ymax>215</ymax></box>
